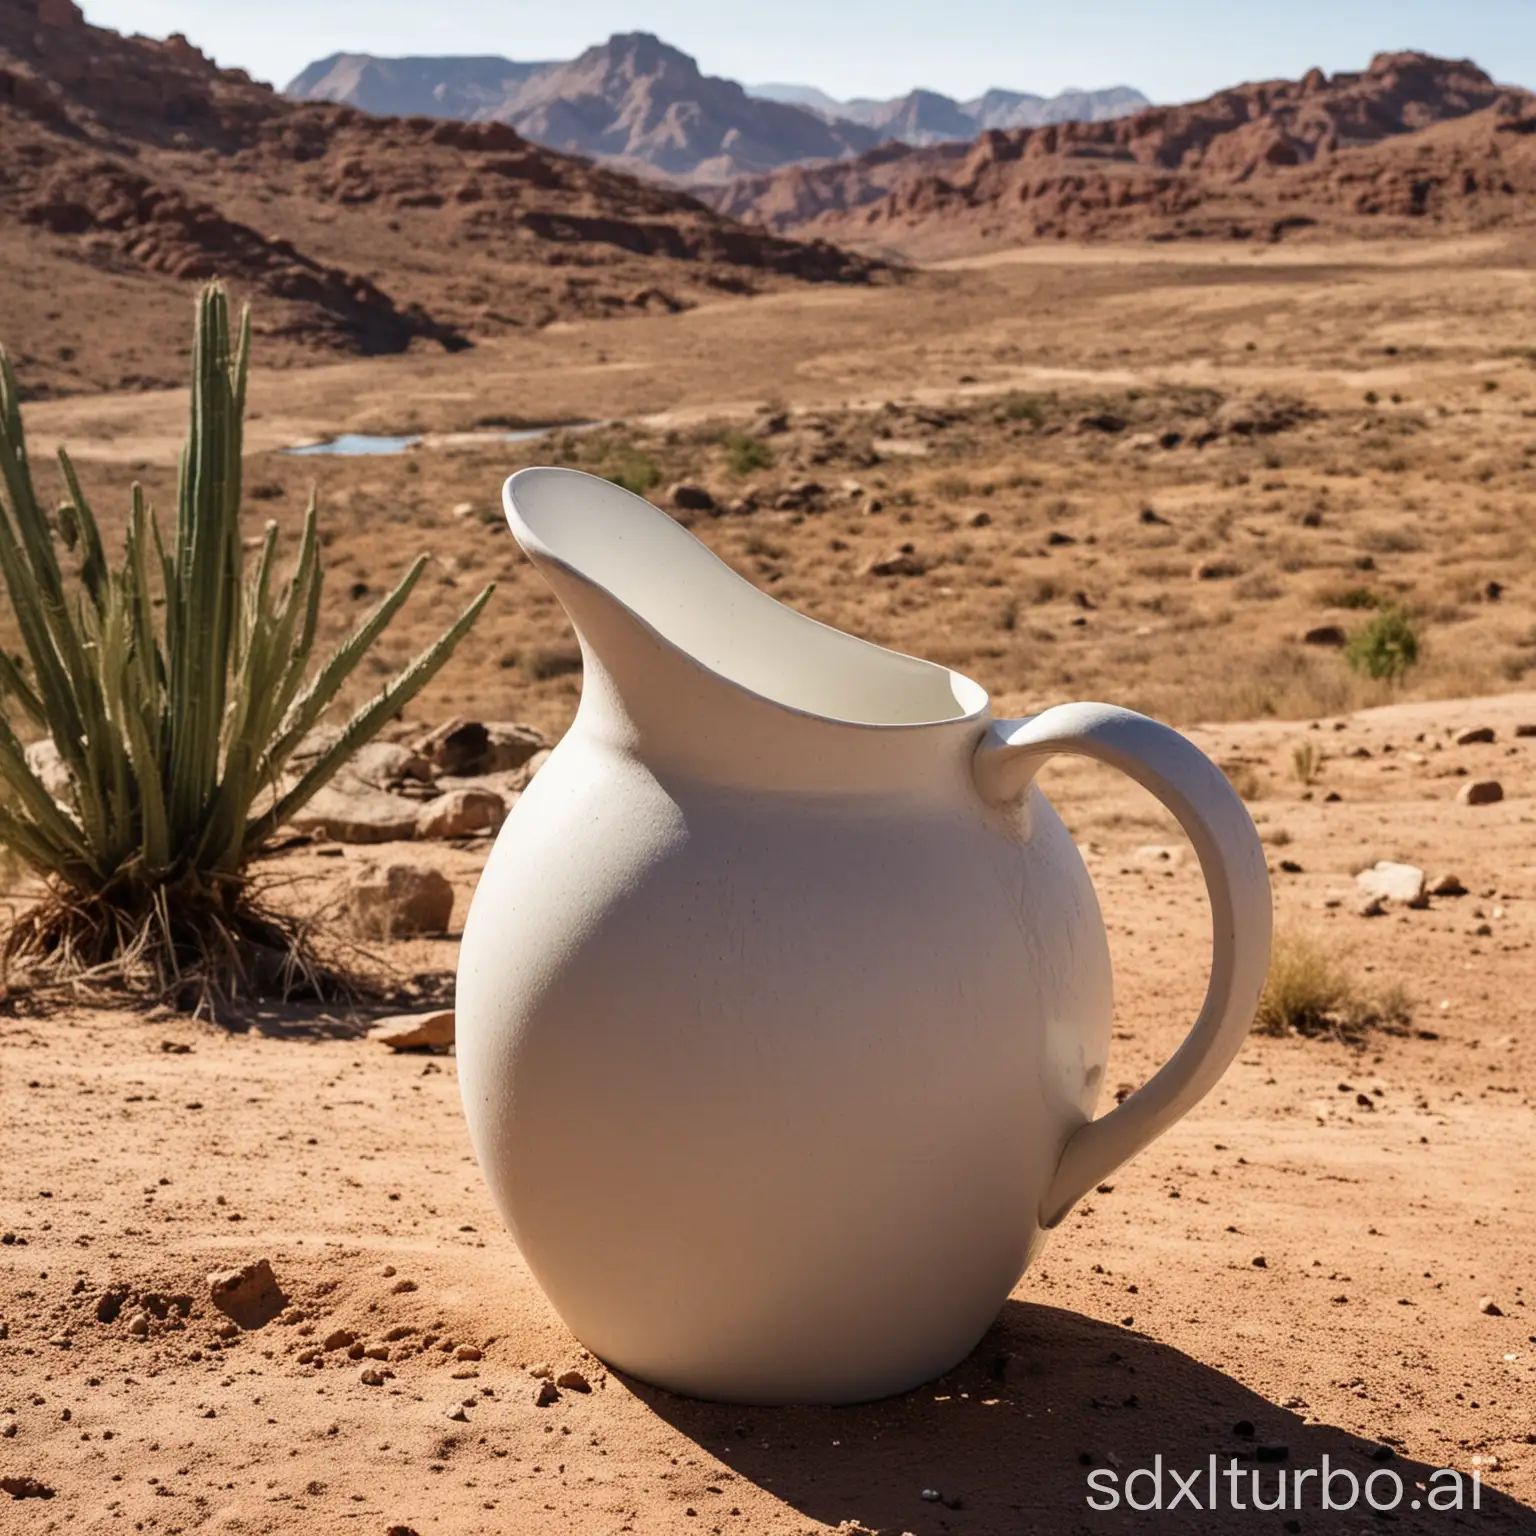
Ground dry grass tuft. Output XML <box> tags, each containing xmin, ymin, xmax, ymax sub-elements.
<box><xmin>1255</xmin><ymin>927</ymin><xmax>1412</xmax><ymax>1040</ymax></box>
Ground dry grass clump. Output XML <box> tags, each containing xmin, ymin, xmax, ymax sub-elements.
<box><xmin>1255</xmin><ymin>927</ymin><xmax>1412</xmax><ymax>1040</ymax></box>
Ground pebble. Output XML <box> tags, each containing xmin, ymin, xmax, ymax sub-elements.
<box><xmin>445</xmin><ymin>1404</ymin><xmax>469</xmax><ymax>1421</ymax></box>
<box><xmin>1430</xmin><ymin>873</ymin><xmax>1468</xmax><ymax>897</ymax></box>
<box><xmin>920</xmin><ymin>1489</ymin><xmax>943</xmax><ymax>1503</ymax></box>
<box><xmin>360</xmin><ymin>1367</ymin><xmax>391</xmax><ymax>1386</ymax></box>
<box><xmin>1455</xmin><ymin>726</ymin><xmax>1496</xmax><ymax>745</ymax></box>
<box><xmin>535</xmin><ymin>1379</ymin><xmax>561</xmax><ymax>1407</ymax></box>
<box><xmin>556</xmin><ymin>1369</ymin><xmax>592</xmax><ymax>1393</ymax></box>
<box><xmin>1251</xmin><ymin>1255</ymin><xmax>1267</xmax><ymax>1268</ymax></box>
<box><xmin>454</xmin><ymin>1344</ymin><xmax>482</xmax><ymax>1361</ymax></box>
<box><xmin>1457</xmin><ymin>780</ymin><xmax>1504</xmax><ymax>805</ymax></box>
<box><xmin>323</xmin><ymin>1329</ymin><xmax>356</xmax><ymax>1352</ymax></box>
<box><xmin>1479</xmin><ymin>1296</ymin><xmax>1504</xmax><ymax>1316</ymax></box>
<box><xmin>127</xmin><ymin>1311</ymin><xmax>150</xmax><ymax>1337</ymax></box>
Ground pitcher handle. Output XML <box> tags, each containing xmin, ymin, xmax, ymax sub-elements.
<box><xmin>974</xmin><ymin>702</ymin><xmax>1273</xmax><ymax>1229</ymax></box>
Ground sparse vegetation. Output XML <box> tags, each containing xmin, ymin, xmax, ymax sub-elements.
<box><xmin>0</xmin><ymin>286</ymin><xmax>492</xmax><ymax>1008</ymax></box>
<box><xmin>601</xmin><ymin>448</ymin><xmax>662</xmax><ymax>496</ymax></box>
<box><xmin>721</xmin><ymin>428</ymin><xmax>773</xmax><ymax>477</ymax></box>
<box><xmin>1000</xmin><ymin>392</ymin><xmax>1047</xmax><ymax>426</ymax></box>
<box><xmin>1255</xmin><ymin>927</ymin><xmax>1412</xmax><ymax>1039</ymax></box>
<box><xmin>1344</xmin><ymin>607</ymin><xmax>1420</xmax><ymax>684</ymax></box>
<box><xmin>1291</xmin><ymin>742</ymin><xmax>1322</xmax><ymax>787</ymax></box>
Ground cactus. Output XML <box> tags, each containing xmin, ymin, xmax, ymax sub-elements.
<box><xmin>0</xmin><ymin>284</ymin><xmax>491</xmax><ymax>1007</ymax></box>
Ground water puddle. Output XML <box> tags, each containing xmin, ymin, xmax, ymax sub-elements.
<box><xmin>283</xmin><ymin>422</ymin><xmax>598</xmax><ymax>457</ymax></box>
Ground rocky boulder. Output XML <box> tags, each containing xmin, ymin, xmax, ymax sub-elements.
<box><xmin>414</xmin><ymin>787</ymin><xmax>506</xmax><ymax>839</ymax></box>
<box><xmin>290</xmin><ymin>786</ymin><xmax>420</xmax><ymax>844</ymax></box>
<box><xmin>416</xmin><ymin>718</ymin><xmax>548</xmax><ymax>777</ymax></box>
<box><xmin>345</xmin><ymin>861</ymin><xmax>454</xmax><ymax>938</ymax></box>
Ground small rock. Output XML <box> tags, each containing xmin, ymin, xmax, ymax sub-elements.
<box><xmin>1355</xmin><ymin>895</ymin><xmax>1387</xmax><ymax>918</ymax></box>
<box><xmin>535</xmin><ymin>1379</ymin><xmax>561</xmax><ymax>1407</ymax></box>
<box><xmin>1515</xmin><ymin>724</ymin><xmax>1536</xmax><ymax>738</ymax></box>
<box><xmin>445</xmin><ymin>1404</ymin><xmax>469</xmax><ymax>1422</ymax></box>
<box><xmin>1455</xmin><ymin>726</ymin><xmax>1496</xmax><ymax>746</ymax></box>
<box><xmin>345</xmin><ymin>862</ymin><xmax>454</xmax><ymax>938</ymax></box>
<box><xmin>1</xmin><ymin>1476</ymin><xmax>54</xmax><ymax>1500</ymax></box>
<box><xmin>1355</xmin><ymin>861</ymin><xmax>1426</xmax><ymax>907</ymax></box>
<box><xmin>208</xmin><ymin>1259</ymin><xmax>287</xmax><ymax>1330</ymax></box>
<box><xmin>1302</xmin><ymin>625</ymin><xmax>1346</xmax><ymax>647</ymax></box>
<box><xmin>1457</xmin><ymin>780</ymin><xmax>1504</xmax><ymax>806</ymax></box>
<box><xmin>323</xmin><ymin>1329</ymin><xmax>357</xmax><ymax>1353</ymax></box>
<box><xmin>1279</xmin><ymin>859</ymin><xmax>1303</xmax><ymax>874</ymax></box>
<box><xmin>668</xmin><ymin>483</ymin><xmax>716</xmax><ymax>514</ymax></box>
<box><xmin>414</xmin><ymin>788</ymin><xmax>506</xmax><ymax>840</ymax></box>
<box><xmin>1251</xmin><ymin>1254</ymin><xmax>1267</xmax><ymax>1268</ymax></box>
<box><xmin>1480</xmin><ymin>1296</ymin><xmax>1504</xmax><ymax>1316</ymax></box>
<box><xmin>1134</xmin><ymin>844</ymin><xmax>1184</xmax><ymax>868</ymax></box>
<box><xmin>1075</xmin><ymin>412</ymin><xmax>1126</xmax><ymax>433</ymax></box>
<box><xmin>1193</xmin><ymin>559</ymin><xmax>1242</xmax><ymax>581</ymax></box>
<box><xmin>528</xmin><ymin>1364</ymin><xmax>552</xmax><ymax>1379</ymax></box>
<box><xmin>360</xmin><ymin>1366</ymin><xmax>391</xmax><ymax>1385</ymax></box>
<box><xmin>865</xmin><ymin>546</ymin><xmax>927</xmax><ymax>578</ymax></box>
<box><xmin>1233</xmin><ymin>1419</ymin><xmax>1256</xmax><ymax>1438</ymax></box>
<box><xmin>454</xmin><ymin>1344</ymin><xmax>483</xmax><ymax>1362</ymax></box>
<box><xmin>370</xmin><ymin>1010</ymin><xmax>455</xmax><ymax>1051</ymax></box>
<box><xmin>1046</xmin><ymin>529</ymin><xmax>1076</xmax><ymax>546</ymax></box>
<box><xmin>1430</xmin><ymin>873</ymin><xmax>1467</xmax><ymax>897</ymax></box>
<box><xmin>556</xmin><ymin>1369</ymin><xmax>591</xmax><ymax>1393</ymax></box>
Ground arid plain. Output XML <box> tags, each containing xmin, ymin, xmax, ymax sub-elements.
<box><xmin>5</xmin><ymin>237</ymin><xmax>1536</xmax><ymax>1534</ymax></box>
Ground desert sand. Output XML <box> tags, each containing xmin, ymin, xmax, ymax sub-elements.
<box><xmin>5</xmin><ymin>225</ymin><xmax>1536</xmax><ymax>1532</ymax></box>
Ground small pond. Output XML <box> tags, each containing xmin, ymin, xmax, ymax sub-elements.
<box><xmin>283</xmin><ymin>424</ymin><xmax>596</xmax><ymax>457</ymax></box>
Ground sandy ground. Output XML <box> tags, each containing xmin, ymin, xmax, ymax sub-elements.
<box><xmin>4</xmin><ymin>688</ymin><xmax>1535</xmax><ymax>1534</ymax></box>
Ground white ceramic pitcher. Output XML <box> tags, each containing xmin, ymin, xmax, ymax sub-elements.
<box><xmin>456</xmin><ymin>467</ymin><xmax>1272</xmax><ymax>1406</ymax></box>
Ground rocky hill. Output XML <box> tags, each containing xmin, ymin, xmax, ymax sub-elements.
<box><xmin>286</xmin><ymin>53</ymin><xmax>551</xmax><ymax>120</ymax></box>
<box><xmin>705</xmin><ymin>53</ymin><xmax>1534</xmax><ymax>250</ymax></box>
<box><xmin>0</xmin><ymin>2</ymin><xmax>880</xmax><ymax>397</ymax></box>
<box><xmin>289</xmin><ymin>34</ymin><xmax>882</xmax><ymax>183</ymax></box>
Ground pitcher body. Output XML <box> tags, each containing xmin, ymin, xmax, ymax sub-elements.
<box><xmin>457</xmin><ymin>467</ymin><xmax>1271</xmax><ymax>1405</ymax></box>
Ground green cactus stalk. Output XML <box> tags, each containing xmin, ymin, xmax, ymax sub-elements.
<box><xmin>0</xmin><ymin>283</ymin><xmax>492</xmax><ymax>1008</ymax></box>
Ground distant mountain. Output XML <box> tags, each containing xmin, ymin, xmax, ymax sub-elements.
<box><xmin>286</xmin><ymin>36</ymin><xmax>1148</xmax><ymax>178</ymax></box>
<box><xmin>288</xmin><ymin>33</ymin><xmax>881</xmax><ymax>182</ymax></box>
<box><xmin>285</xmin><ymin>54</ymin><xmax>550</xmax><ymax>120</ymax></box>
<box><xmin>749</xmin><ymin>79</ymin><xmax>1151</xmax><ymax>146</ymax></box>
<box><xmin>705</xmin><ymin>52</ymin><xmax>1525</xmax><ymax>255</ymax></box>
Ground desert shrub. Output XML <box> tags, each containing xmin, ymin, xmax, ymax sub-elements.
<box><xmin>602</xmin><ymin>449</ymin><xmax>662</xmax><ymax>497</ymax></box>
<box><xmin>1256</xmin><ymin>928</ymin><xmax>1412</xmax><ymax>1039</ymax></box>
<box><xmin>1321</xmin><ymin>585</ymin><xmax>1382</xmax><ymax>610</ymax></box>
<box><xmin>1000</xmin><ymin>392</ymin><xmax>1046</xmax><ymax>426</ymax></box>
<box><xmin>1291</xmin><ymin>742</ymin><xmax>1321</xmax><ymax>787</ymax></box>
<box><xmin>0</xmin><ymin>285</ymin><xmax>491</xmax><ymax>1007</ymax></box>
<box><xmin>1344</xmin><ymin>607</ymin><xmax>1420</xmax><ymax>683</ymax></box>
<box><xmin>721</xmin><ymin>428</ymin><xmax>772</xmax><ymax>477</ymax></box>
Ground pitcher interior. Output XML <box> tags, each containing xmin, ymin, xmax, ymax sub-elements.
<box><xmin>506</xmin><ymin>467</ymin><xmax>987</xmax><ymax>728</ymax></box>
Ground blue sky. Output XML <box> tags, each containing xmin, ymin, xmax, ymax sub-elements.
<box><xmin>81</xmin><ymin>0</ymin><xmax>1536</xmax><ymax>102</ymax></box>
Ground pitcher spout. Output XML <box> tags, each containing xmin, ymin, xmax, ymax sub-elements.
<box><xmin>503</xmin><ymin>467</ymin><xmax>988</xmax><ymax>791</ymax></box>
